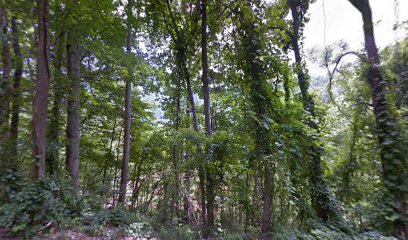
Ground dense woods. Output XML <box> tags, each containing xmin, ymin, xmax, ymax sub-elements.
<box><xmin>0</xmin><ymin>0</ymin><xmax>407</xmax><ymax>239</ymax></box>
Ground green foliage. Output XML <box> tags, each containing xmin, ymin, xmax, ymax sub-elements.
<box><xmin>274</xmin><ymin>223</ymin><xmax>396</xmax><ymax>240</ymax></box>
<box><xmin>0</xmin><ymin>174</ymin><xmax>80</xmax><ymax>236</ymax></box>
<box><xmin>2</xmin><ymin>0</ymin><xmax>408</xmax><ymax>238</ymax></box>
<box><xmin>80</xmin><ymin>207</ymin><xmax>153</xmax><ymax>238</ymax></box>
<box><xmin>157</xmin><ymin>224</ymin><xmax>196</xmax><ymax>240</ymax></box>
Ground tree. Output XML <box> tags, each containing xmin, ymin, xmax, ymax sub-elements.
<box><xmin>66</xmin><ymin>1</ymin><xmax>81</xmax><ymax>193</ymax></box>
<box><xmin>46</xmin><ymin>31</ymin><xmax>65</xmax><ymax>176</ymax></box>
<box><xmin>288</xmin><ymin>0</ymin><xmax>339</xmax><ymax>222</ymax></box>
<box><xmin>0</xmin><ymin>1</ymin><xmax>11</xmax><ymax>158</ymax></box>
<box><xmin>9</xmin><ymin>17</ymin><xmax>23</xmax><ymax>161</ymax></box>
<box><xmin>200</xmin><ymin>0</ymin><xmax>216</xmax><ymax>235</ymax></box>
<box><xmin>119</xmin><ymin>0</ymin><xmax>134</xmax><ymax>204</ymax></box>
<box><xmin>347</xmin><ymin>0</ymin><xmax>407</xmax><ymax>238</ymax></box>
<box><xmin>237</xmin><ymin>1</ymin><xmax>275</xmax><ymax>234</ymax></box>
<box><xmin>31</xmin><ymin>0</ymin><xmax>51</xmax><ymax>180</ymax></box>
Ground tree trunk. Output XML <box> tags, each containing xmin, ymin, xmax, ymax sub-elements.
<box><xmin>238</xmin><ymin>5</ymin><xmax>275</xmax><ymax>234</ymax></box>
<box><xmin>9</xmin><ymin>17</ymin><xmax>22</xmax><ymax>161</ymax></box>
<box><xmin>31</xmin><ymin>0</ymin><xmax>51</xmax><ymax>180</ymax></box>
<box><xmin>241</xmin><ymin>4</ymin><xmax>279</xmax><ymax>234</ymax></box>
<box><xmin>103</xmin><ymin>119</ymin><xmax>117</xmax><ymax>183</ymax></box>
<box><xmin>176</xmin><ymin>43</ymin><xmax>208</xmax><ymax>227</ymax></box>
<box><xmin>66</xmin><ymin>34</ymin><xmax>81</xmax><ymax>193</ymax></box>
<box><xmin>289</xmin><ymin>0</ymin><xmax>339</xmax><ymax>222</ymax></box>
<box><xmin>119</xmin><ymin>0</ymin><xmax>133</xmax><ymax>204</ymax></box>
<box><xmin>0</xmin><ymin>3</ymin><xmax>11</xmax><ymax>158</ymax></box>
<box><xmin>113</xmin><ymin>132</ymin><xmax>123</xmax><ymax>206</ymax></box>
<box><xmin>201</xmin><ymin>0</ymin><xmax>216</xmax><ymax>236</ymax></box>
<box><xmin>131</xmin><ymin>148</ymin><xmax>145</xmax><ymax>209</ymax></box>
<box><xmin>46</xmin><ymin>32</ymin><xmax>65</xmax><ymax>175</ymax></box>
<box><xmin>183</xmin><ymin>147</ymin><xmax>192</xmax><ymax>224</ymax></box>
<box><xmin>348</xmin><ymin>0</ymin><xmax>408</xmax><ymax>238</ymax></box>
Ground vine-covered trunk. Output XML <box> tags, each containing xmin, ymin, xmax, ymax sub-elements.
<box><xmin>31</xmin><ymin>0</ymin><xmax>51</xmax><ymax>180</ymax></box>
<box><xmin>289</xmin><ymin>0</ymin><xmax>339</xmax><ymax>222</ymax></box>
<box><xmin>238</xmin><ymin>5</ymin><xmax>275</xmax><ymax>233</ymax></box>
<box><xmin>348</xmin><ymin>0</ymin><xmax>408</xmax><ymax>239</ymax></box>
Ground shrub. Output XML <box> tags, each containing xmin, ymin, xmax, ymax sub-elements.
<box><xmin>157</xmin><ymin>225</ymin><xmax>196</xmax><ymax>240</ymax></box>
<box><xmin>0</xmin><ymin>175</ymin><xmax>80</xmax><ymax>236</ymax></box>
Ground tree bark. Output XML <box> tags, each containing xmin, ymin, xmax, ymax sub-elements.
<box><xmin>31</xmin><ymin>0</ymin><xmax>51</xmax><ymax>180</ymax></box>
<box><xmin>9</xmin><ymin>17</ymin><xmax>23</xmax><ymax>162</ymax></box>
<box><xmin>119</xmin><ymin>0</ymin><xmax>134</xmax><ymax>204</ymax></box>
<box><xmin>66</xmin><ymin>34</ymin><xmax>81</xmax><ymax>193</ymax></box>
<box><xmin>348</xmin><ymin>0</ymin><xmax>408</xmax><ymax>238</ymax></box>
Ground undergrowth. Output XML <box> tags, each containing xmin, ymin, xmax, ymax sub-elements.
<box><xmin>0</xmin><ymin>169</ymin><xmax>398</xmax><ymax>239</ymax></box>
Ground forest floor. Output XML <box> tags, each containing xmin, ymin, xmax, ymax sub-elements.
<box><xmin>0</xmin><ymin>228</ymin><xmax>21</xmax><ymax>240</ymax></box>
<box><xmin>44</xmin><ymin>229</ymin><xmax>156</xmax><ymax>239</ymax></box>
<box><xmin>0</xmin><ymin>228</ymin><xmax>159</xmax><ymax>240</ymax></box>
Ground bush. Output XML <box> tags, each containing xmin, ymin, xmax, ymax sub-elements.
<box><xmin>273</xmin><ymin>222</ymin><xmax>397</xmax><ymax>240</ymax></box>
<box><xmin>157</xmin><ymin>225</ymin><xmax>196</xmax><ymax>240</ymax></box>
<box><xmin>80</xmin><ymin>207</ymin><xmax>153</xmax><ymax>238</ymax></box>
<box><xmin>216</xmin><ymin>232</ymin><xmax>248</xmax><ymax>240</ymax></box>
<box><xmin>0</xmin><ymin>175</ymin><xmax>81</xmax><ymax>236</ymax></box>
<box><xmin>124</xmin><ymin>221</ymin><xmax>153</xmax><ymax>238</ymax></box>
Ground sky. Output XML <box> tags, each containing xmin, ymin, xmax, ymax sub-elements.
<box><xmin>303</xmin><ymin>0</ymin><xmax>408</xmax><ymax>77</ymax></box>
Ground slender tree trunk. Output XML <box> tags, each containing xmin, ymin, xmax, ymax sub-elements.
<box><xmin>131</xmin><ymin>148</ymin><xmax>145</xmax><ymax>209</ymax></box>
<box><xmin>66</xmin><ymin>33</ymin><xmax>81</xmax><ymax>193</ymax></box>
<box><xmin>31</xmin><ymin>0</ymin><xmax>51</xmax><ymax>180</ymax></box>
<box><xmin>9</xmin><ymin>17</ymin><xmax>22</xmax><ymax>161</ymax></box>
<box><xmin>0</xmin><ymin>3</ymin><xmax>11</xmax><ymax>157</ymax></box>
<box><xmin>289</xmin><ymin>0</ymin><xmax>338</xmax><ymax>221</ymax></box>
<box><xmin>119</xmin><ymin>0</ymin><xmax>134</xmax><ymax>204</ymax></box>
<box><xmin>201</xmin><ymin>0</ymin><xmax>216</xmax><ymax>235</ymax></box>
<box><xmin>183</xmin><ymin>147</ymin><xmax>192</xmax><ymax>223</ymax></box>
<box><xmin>113</xmin><ymin>132</ymin><xmax>123</xmax><ymax>207</ymax></box>
<box><xmin>46</xmin><ymin>32</ymin><xmax>65</xmax><ymax>175</ymax></box>
<box><xmin>348</xmin><ymin>1</ymin><xmax>407</xmax><ymax>238</ymax></box>
<box><xmin>103</xmin><ymin>119</ymin><xmax>117</xmax><ymax>183</ymax></box>
<box><xmin>181</xmin><ymin>52</ymin><xmax>208</xmax><ymax>227</ymax></box>
<box><xmin>201</xmin><ymin>2</ymin><xmax>211</xmax><ymax>138</ymax></box>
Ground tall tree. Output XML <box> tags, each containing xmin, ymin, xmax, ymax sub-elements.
<box><xmin>200</xmin><ymin>0</ymin><xmax>216</xmax><ymax>236</ymax></box>
<box><xmin>46</xmin><ymin>31</ymin><xmax>65</xmax><ymax>175</ymax></box>
<box><xmin>237</xmin><ymin>2</ymin><xmax>275</xmax><ymax>234</ymax></box>
<box><xmin>9</xmin><ymin>17</ymin><xmax>23</xmax><ymax>161</ymax></box>
<box><xmin>31</xmin><ymin>0</ymin><xmax>51</xmax><ymax>180</ymax></box>
<box><xmin>347</xmin><ymin>0</ymin><xmax>407</xmax><ymax>239</ymax></box>
<box><xmin>158</xmin><ymin>0</ymin><xmax>207</xmax><ymax>227</ymax></box>
<box><xmin>288</xmin><ymin>0</ymin><xmax>339</xmax><ymax>221</ymax></box>
<box><xmin>119</xmin><ymin>0</ymin><xmax>134</xmax><ymax>204</ymax></box>
<box><xmin>0</xmin><ymin>1</ymin><xmax>11</xmax><ymax>158</ymax></box>
<box><xmin>66</xmin><ymin>1</ymin><xmax>81</xmax><ymax>193</ymax></box>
